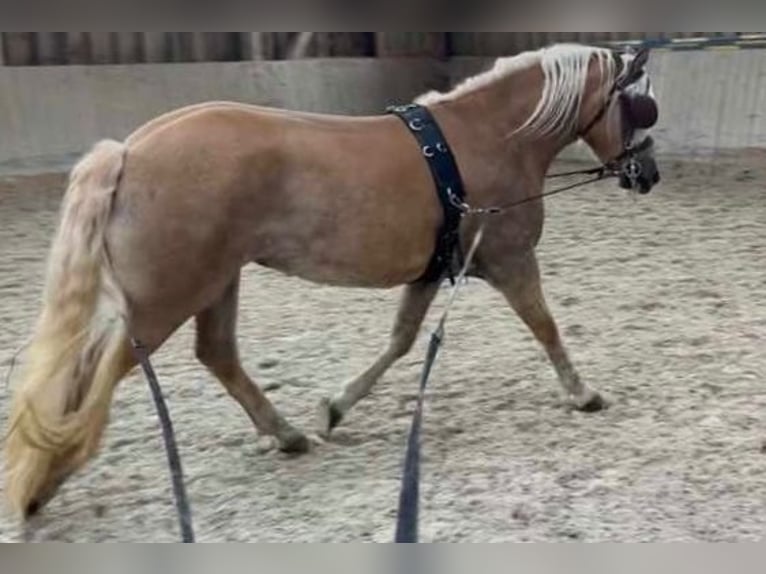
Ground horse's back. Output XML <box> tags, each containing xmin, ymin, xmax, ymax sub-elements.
<box><xmin>108</xmin><ymin>100</ymin><xmax>438</xmax><ymax>306</ymax></box>
<box><xmin>126</xmin><ymin>100</ymin><xmax>384</xmax><ymax>147</ymax></box>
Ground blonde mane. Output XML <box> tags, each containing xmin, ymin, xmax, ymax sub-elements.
<box><xmin>417</xmin><ymin>43</ymin><xmax>618</xmax><ymax>137</ymax></box>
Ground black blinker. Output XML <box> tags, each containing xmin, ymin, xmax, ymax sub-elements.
<box><xmin>623</xmin><ymin>93</ymin><xmax>658</xmax><ymax>129</ymax></box>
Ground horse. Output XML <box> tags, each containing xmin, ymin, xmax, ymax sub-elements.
<box><xmin>4</xmin><ymin>43</ymin><xmax>660</xmax><ymax>519</ymax></box>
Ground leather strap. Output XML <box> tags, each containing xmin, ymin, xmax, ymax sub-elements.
<box><xmin>387</xmin><ymin>104</ymin><xmax>466</xmax><ymax>284</ymax></box>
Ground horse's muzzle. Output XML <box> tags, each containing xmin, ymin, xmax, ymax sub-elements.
<box><xmin>619</xmin><ymin>140</ymin><xmax>660</xmax><ymax>194</ymax></box>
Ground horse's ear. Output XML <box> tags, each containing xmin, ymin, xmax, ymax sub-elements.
<box><xmin>619</xmin><ymin>47</ymin><xmax>650</xmax><ymax>88</ymax></box>
<box><xmin>633</xmin><ymin>47</ymin><xmax>650</xmax><ymax>69</ymax></box>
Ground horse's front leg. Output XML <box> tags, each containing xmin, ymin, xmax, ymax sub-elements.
<box><xmin>485</xmin><ymin>249</ymin><xmax>606</xmax><ymax>412</ymax></box>
<box><xmin>317</xmin><ymin>280</ymin><xmax>441</xmax><ymax>437</ymax></box>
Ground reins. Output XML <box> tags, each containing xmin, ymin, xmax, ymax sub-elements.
<box><xmin>448</xmin><ymin>165</ymin><xmax>616</xmax><ymax>217</ymax></box>
<box><xmin>131</xmin><ymin>338</ymin><xmax>195</xmax><ymax>543</ymax></box>
<box><xmin>395</xmin><ymin>224</ymin><xmax>485</xmax><ymax>543</ymax></box>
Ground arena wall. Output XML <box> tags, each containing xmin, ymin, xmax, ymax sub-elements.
<box><xmin>2</xmin><ymin>49</ymin><xmax>766</xmax><ymax>173</ymax></box>
<box><xmin>0</xmin><ymin>58</ymin><xmax>444</xmax><ymax>173</ymax></box>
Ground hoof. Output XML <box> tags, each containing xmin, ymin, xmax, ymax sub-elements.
<box><xmin>576</xmin><ymin>392</ymin><xmax>608</xmax><ymax>413</ymax></box>
<box><xmin>278</xmin><ymin>430</ymin><xmax>311</xmax><ymax>454</ymax></box>
<box><xmin>22</xmin><ymin>484</ymin><xmax>59</xmax><ymax>520</ymax></box>
<box><xmin>316</xmin><ymin>398</ymin><xmax>344</xmax><ymax>439</ymax></box>
<box><xmin>25</xmin><ymin>499</ymin><xmax>41</xmax><ymax>518</ymax></box>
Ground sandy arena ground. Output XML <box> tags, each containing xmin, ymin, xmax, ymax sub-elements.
<box><xmin>0</xmin><ymin>155</ymin><xmax>764</xmax><ymax>542</ymax></box>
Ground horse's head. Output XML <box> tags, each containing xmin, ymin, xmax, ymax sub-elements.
<box><xmin>579</xmin><ymin>47</ymin><xmax>660</xmax><ymax>194</ymax></box>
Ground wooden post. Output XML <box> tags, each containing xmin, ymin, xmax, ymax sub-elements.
<box><xmin>65</xmin><ymin>32</ymin><xmax>91</xmax><ymax>65</ymax></box>
<box><xmin>89</xmin><ymin>32</ymin><xmax>112</xmax><ymax>64</ymax></box>
<box><xmin>333</xmin><ymin>33</ymin><xmax>375</xmax><ymax>57</ymax></box>
<box><xmin>314</xmin><ymin>33</ymin><xmax>333</xmax><ymax>57</ymax></box>
<box><xmin>189</xmin><ymin>32</ymin><xmax>206</xmax><ymax>62</ymax></box>
<box><xmin>4</xmin><ymin>33</ymin><xmax>36</xmax><ymax>65</ymax></box>
<box><xmin>142</xmin><ymin>32</ymin><xmax>168</xmax><ymax>63</ymax></box>
<box><xmin>167</xmin><ymin>32</ymin><xmax>184</xmax><ymax>62</ymax></box>
<box><xmin>113</xmin><ymin>32</ymin><xmax>142</xmax><ymax>64</ymax></box>
<box><xmin>240</xmin><ymin>33</ymin><xmax>266</xmax><ymax>60</ymax></box>
<box><xmin>286</xmin><ymin>32</ymin><xmax>314</xmax><ymax>59</ymax></box>
<box><xmin>35</xmin><ymin>33</ymin><xmax>58</xmax><ymax>65</ymax></box>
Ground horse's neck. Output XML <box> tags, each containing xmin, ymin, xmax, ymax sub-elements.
<box><xmin>433</xmin><ymin>70</ymin><xmax>578</xmax><ymax>186</ymax></box>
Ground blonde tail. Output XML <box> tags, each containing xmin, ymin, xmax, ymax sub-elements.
<box><xmin>4</xmin><ymin>139</ymin><xmax>132</xmax><ymax>517</ymax></box>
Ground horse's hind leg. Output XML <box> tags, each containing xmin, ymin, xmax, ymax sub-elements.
<box><xmin>318</xmin><ymin>280</ymin><xmax>441</xmax><ymax>436</ymax></box>
<box><xmin>487</xmin><ymin>250</ymin><xmax>606</xmax><ymax>412</ymax></box>
<box><xmin>195</xmin><ymin>273</ymin><xmax>310</xmax><ymax>453</ymax></box>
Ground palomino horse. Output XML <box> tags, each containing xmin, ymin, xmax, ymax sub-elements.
<box><xmin>4</xmin><ymin>43</ymin><xmax>660</xmax><ymax>518</ymax></box>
